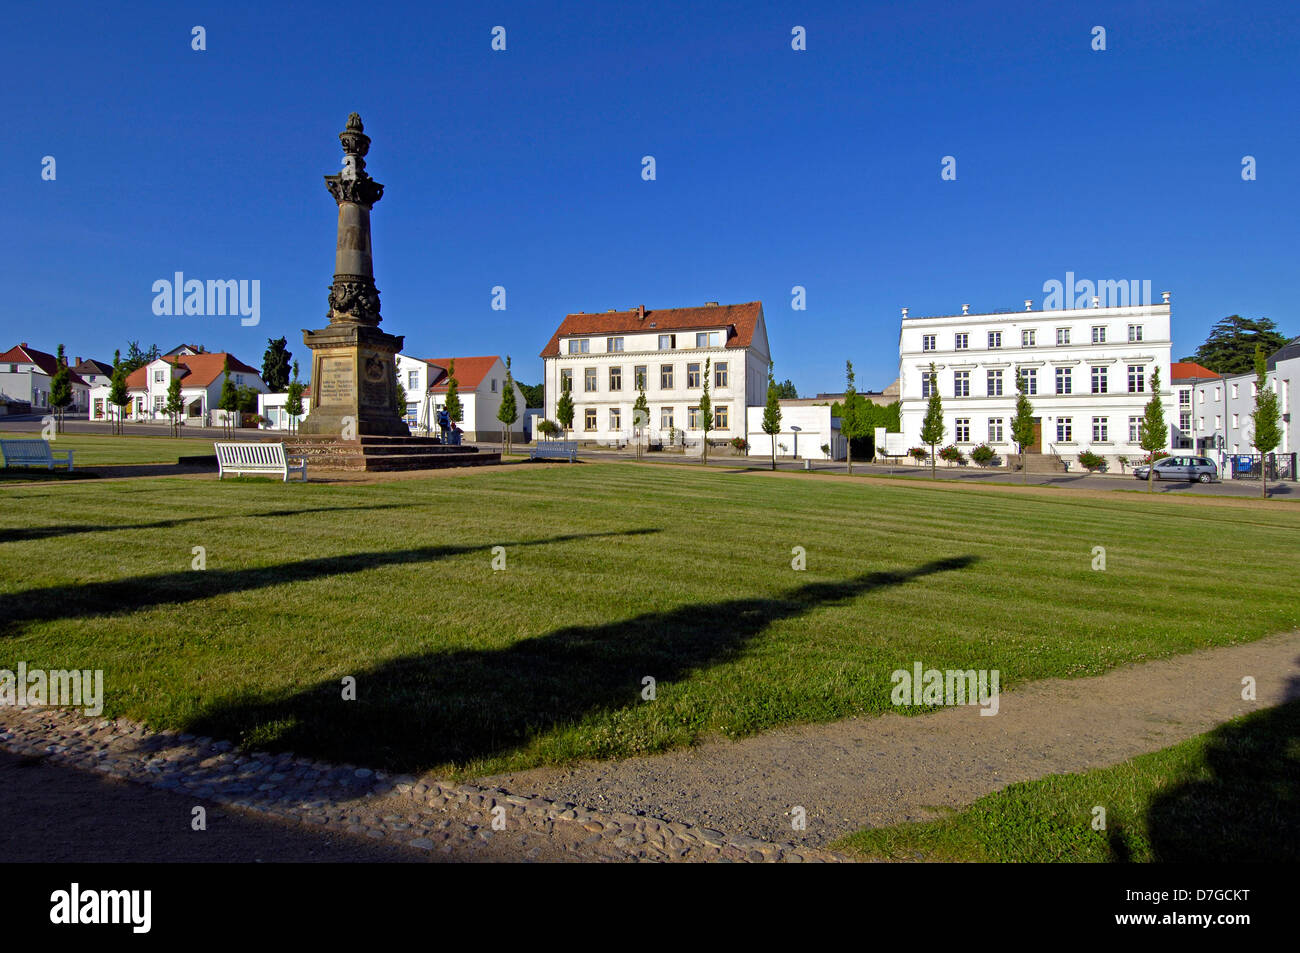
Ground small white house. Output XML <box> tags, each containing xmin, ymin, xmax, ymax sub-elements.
<box><xmin>0</xmin><ymin>342</ymin><xmax>91</xmax><ymax>414</ymax></box>
<box><xmin>258</xmin><ymin>389</ymin><xmax>313</xmax><ymax>431</ymax></box>
<box><xmin>88</xmin><ymin>351</ymin><xmax>266</xmax><ymax>424</ymax></box>
<box><xmin>745</xmin><ymin>402</ymin><xmax>845</xmax><ymax>460</ymax></box>
<box><xmin>395</xmin><ymin>353</ymin><xmax>527</xmax><ymax>441</ymax></box>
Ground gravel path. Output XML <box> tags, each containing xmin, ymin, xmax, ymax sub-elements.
<box><xmin>481</xmin><ymin>630</ymin><xmax>1300</xmax><ymax>847</ymax></box>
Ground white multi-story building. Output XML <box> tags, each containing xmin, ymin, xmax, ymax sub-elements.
<box><xmin>1186</xmin><ymin>337</ymin><xmax>1299</xmax><ymax>463</ymax></box>
<box><xmin>898</xmin><ymin>297</ymin><xmax>1174</xmax><ymax>468</ymax></box>
<box><xmin>0</xmin><ymin>342</ymin><xmax>90</xmax><ymax>414</ymax></box>
<box><xmin>539</xmin><ymin>301</ymin><xmax>771</xmax><ymax>446</ymax></box>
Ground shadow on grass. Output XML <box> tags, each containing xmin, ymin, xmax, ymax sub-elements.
<box><xmin>0</xmin><ymin>503</ymin><xmax>410</xmax><ymax>544</ymax></box>
<box><xmin>183</xmin><ymin>555</ymin><xmax>978</xmax><ymax>774</ymax></box>
<box><xmin>0</xmin><ymin>528</ymin><xmax>659</xmax><ymax>635</ymax></box>
<box><xmin>1140</xmin><ymin>672</ymin><xmax>1300</xmax><ymax>862</ymax></box>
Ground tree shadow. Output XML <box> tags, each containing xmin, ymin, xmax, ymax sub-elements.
<box><xmin>1141</xmin><ymin>669</ymin><xmax>1300</xmax><ymax>862</ymax></box>
<box><xmin>0</xmin><ymin>504</ymin><xmax>411</xmax><ymax>544</ymax></box>
<box><xmin>0</xmin><ymin>529</ymin><xmax>660</xmax><ymax>636</ymax></box>
<box><xmin>183</xmin><ymin>555</ymin><xmax>979</xmax><ymax>774</ymax></box>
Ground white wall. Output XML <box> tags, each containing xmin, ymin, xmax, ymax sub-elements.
<box><xmin>745</xmin><ymin>404</ymin><xmax>843</xmax><ymax>459</ymax></box>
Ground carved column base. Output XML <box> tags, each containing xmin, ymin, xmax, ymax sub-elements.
<box><xmin>299</xmin><ymin>323</ymin><xmax>408</xmax><ymax>437</ymax></box>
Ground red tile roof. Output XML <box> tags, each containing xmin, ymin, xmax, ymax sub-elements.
<box><xmin>0</xmin><ymin>344</ymin><xmax>88</xmax><ymax>386</ymax></box>
<box><xmin>423</xmin><ymin>356</ymin><xmax>501</xmax><ymax>392</ymax></box>
<box><xmin>1170</xmin><ymin>361</ymin><xmax>1219</xmax><ymax>381</ymax></box>
<box><xmin>123</xmin><ymin>353</ymin><xmax>261</xmax><ymax>390</ymax></box>
<box><xmin>539</xmin><ymin>302</ymin><xmax>764</xmax><ymax>358</ymax></box>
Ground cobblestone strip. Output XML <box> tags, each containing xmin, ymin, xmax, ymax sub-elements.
<box><xmin>0</xmin><ymin>708</ymin><xmax>849</xmax><ymax>863</ymax></box>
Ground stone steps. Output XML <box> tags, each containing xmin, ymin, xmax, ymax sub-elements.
<box><xmin>285</xmin><ymin>437</ymin><xmax>500</xmax><ymax>471</ymax></box>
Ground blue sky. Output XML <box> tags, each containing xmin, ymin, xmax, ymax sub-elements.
<box><xmin>6</xmin><ymin>0</ymin><xmax>1297</xmax><ymax>392</ymax></box>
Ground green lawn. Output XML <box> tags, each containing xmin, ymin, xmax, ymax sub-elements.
<box><xmin>2</xmin><ymin>464</ymin><xmax>1297</xmax><ymax>779</ymax></box>
<box><xmin>833</xmin><ymin>701</ymin><xmax>1300</xmax><ymax>862</ymax></box>
<box><xmin>0</xmin><ymin>430</ymin><xmax>205</xmax><ymax>467</ymax></box>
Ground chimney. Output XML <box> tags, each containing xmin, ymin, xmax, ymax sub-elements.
<box><xmin>901</xmin><ymin>307</ymin><xmax>909</xmax><ymax>318</ymax></box>
<box><xmin>638</xmin><ymin>304</ymin><xmax>646</xmax><ymax>320</ymax></box>
<box><xmin>961</xmin><ymin>304</ymin><xmax>970</xmax><ymax>315</ymax></box>
<box><xmin>1161</xmin><ymin>291</ymin><xmax>1171</xmax><ymax>303</ymax></box>
<box><xmin>75</xmin><ymin>356</ymin><xmax>82</xmax><ymax>366</ymax></box>
<box><xmin>20</xmin><ymin>342</ymin><xmax>28</xmax><ymax>348</ymax></box>
<box><xmin>705</xmin><ymin>301</ymin><xmax>719</xmax><ymax>307</ymax></box>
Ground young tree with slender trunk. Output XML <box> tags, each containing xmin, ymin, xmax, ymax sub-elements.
<box><xmin>285</xmin><ymin>360</ymin><xmax>305</xmax><ymax>433</ymax></box>
<box><xmin>497</xmin><ymin>356</ymin><xmax>518</xmax><ymax>456</ymax></box>
<box><xmin>164</xmin><ymin>377</ymin><xmax>184</xmax><ymax>437</ymax></box>
<box><xmin>1138</xmin><ymin>367</ymin><xmax>1168</xmax><ymax>493</ymax></box>
<box><xmin>1011</xmin><ymin>370</ymin><xmax>1035</xmax><ymax>484</ymax></box>
<box><xmin>842</xmin><ymin>361</ymin><xmax>862</xmax><ymax>475</ymax></box>
<box><xmin>218</xmin><ymin>357</ymin><xmax>239</xmax><ymax>435</ymax></box>
<box><xmin>762</xmin><ymin>361</ymin><xmax>782</xmax><ymax>471</ymax></box>
<box><xmin>49</xmin><ymin>344</ymin><xmax>73</xmax><ymax>434</ymax></box>
<box><xmin>444</xmin><ymin>358</ymin><xmax>462</xmax><ymax>426</ymax></box>
<box><xmin>632</xmin><ymin>377</ymin><xmax>649</xmax><ymax>462</ymax></box>
<box><xmin>698</xmin><ymin>357</ymin><xmax>712</xmax><ymax>465</ymax></box>
<box><xmin>108</xmin><ymin>349</ymin><xmax>130</xmax><ymax>435</ymax></box>
<box><xmin>555</xmin><ymin>376</ymin><xmax>574</xmax><ymax>437</ymax></box>
<box><xmin>1250</xmin><ymin>345</ymin><xmax>1282</xmax><ymax>499</ymax></box>
<box><xmin>919</xmin><ymin>362</ymin><xmax>945</xmax><ymax>479</ymax></box>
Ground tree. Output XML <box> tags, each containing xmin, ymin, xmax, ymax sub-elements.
<box><xmin>497</xmin><ymin>356</ymin><xmax>518</xmax><ymax>455</ymax></box>
<box><xmin>632</xmin><ymin>376</ymin><xmax>650</xmax><ymax>462</ymax></box>
<box><xmin>698</xmin><ymin>357</ymin><xmax>712</xmax><ymax>465</ymax></box>
<box><xmin>393</xmin><ymin>365</ymin><xmax>406</xmax><ymax>415</ymax></box>
<box><xmin>555</xmin><ymin>376</ymin><xmax>574</xmax><ymax>436</ymax></box>
<box><xmin>1010</xmin><ymin>370</ymin><xmax>1036</xmax><ymax>484</ymax></box>
<box><xmin>49</xmin><ymin>344</ymin><xmax>73</xmax><ymax>434</ymax></box>
<box><xmin>164</xmin><ymin>377</ymin><xmax>184</xmax><ymax>437</ymax></box>
<box><xmin>775</xmin><ymin>379</ymin><xmax>798</xmax><ymax>399</ymax></box>
<box><xmin>218</xmin><ymin>357</ymin><xmax>239</xmax><ymax>434</ymax></box>
<box><xmin>1193</xmin><ymin>315</ymin><xmax>1288</xmax><ymax>375</ymax></box>
<box><xmin>121</xmin><ymin>341</ymin><xmax>159</xmax><ymax>375</ymax></box>
<box><xmin>1250</xmin><ymin>345</ymin><xmax>1282</xmax><ymax>499</ymax></box>
<box><xmin>919</xmin><ymin>362</ymin><xmax>945</xmax><ymax>479</ymax></box>
<box><xmin>762</xmin><ymin>362</ymin><xmax>782</xmax><ymax>470</ymax></box>
<box><xmin>445</xmin><ymin>358</ymin><xmax>463</xmax><ymax>423</ymax></box>
<box><xmin>285</xmin><ymin>361</ymin><xmax>305</xmax><ymax>433</ymax></box>
<box><xmin>841</xmin><ymin>361</ymin><xmax>867</xmax><ymax>474</ymax></box>
<box><xmin>108</xmin><ymin>349</ymin><xmax>130</xmax><ymax>435</ymax></box>
<box><xmin>1138</xmin><ymin>367</ymin><xmax>1168</xmax><ymax>493</ymax></box>
<box><xmin>236</xmin><ymin>385</ymin><xmax>260</xmax><ymax>415</ymax></box>
<box><xmin>517</xmin><ymin>382</ymin><xmax>544</xmax><ymax>408</ymax></box>
<box><xmin>261</xmin><ymin>337</ymin><xmax>292</xmax><ymax>392</ymax></box>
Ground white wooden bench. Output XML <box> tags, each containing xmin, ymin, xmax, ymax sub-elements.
<box><xmin>0</xmin><ymin>438</ymin><xmax>74</xmax><ymax>471</ymax></box>
<box><xmin>214</xmin><ymin>442</ymin><xmax>307</xmax><ymax>482</ymax></box>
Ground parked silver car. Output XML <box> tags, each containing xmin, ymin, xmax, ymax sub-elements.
<box><xmin>1133</xmin><ymin>455</ymin><xmax>1219</xmax><ymax>483</ymax></box>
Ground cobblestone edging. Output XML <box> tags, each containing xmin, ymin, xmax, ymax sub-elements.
<box><xmin>0</xmin><ymin>708</ymin><xmax>850</xmax><ymax>863</ymax></box>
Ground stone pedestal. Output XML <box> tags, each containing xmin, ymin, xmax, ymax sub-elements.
<box><xmin>300</xmin><ymin>323</ymin><xmax>408</xmax><ymax>437</ymax></box>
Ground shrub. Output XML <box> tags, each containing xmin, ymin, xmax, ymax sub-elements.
<box><xmin>1116</xmin><ymin>454</ymin><xmax>1129</xmax><ymax>474</ymax></box>
<box><xmin>970</xmin><ymin>443</ymin><xmax>996</xmax><ymax>467</ymax></box>
<box><xmin>820</xmin><ymin>443</ymin><xmax>831</xmax><ymax>457</ymax></box>
<box><xmin>1076</xmin><ymin>449</ymin><xmax>1107</xmax><ymax>472</ymax></box>
<box><xmin>939</xmin><ymin>445</ymin><xmax>965</xmax><ymax>466</ymax></box>
<box><xmin>729</xmin><ymin>437</ymin><xmax>748</xmax><ymax>452</ymax></box>
<box><xmin>909</xmin><ymin>446</ymin><xmax>928</xmax><ymax>462</ymax></box>
<box><xmin>1139</xmin><ymin>451</ymin><xmax>1171</xmax><ymax>466</ymax></box>
<box><xmin>536</xmin><ymin>419</ymin><xmax>560</xmax><ymax>440</ymax></box>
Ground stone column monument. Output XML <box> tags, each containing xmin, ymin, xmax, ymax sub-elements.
<box><xmin>299</xmin><ymin>113</ymin><xmax>408</xmax><ymax>436</ymax></box>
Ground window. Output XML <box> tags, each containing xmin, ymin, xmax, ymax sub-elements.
<box><xmin>988</xmin><ymin>418</ymin><xmax>1003</xmax><ymax>443</ymax></box>
<box><xmin>953</xmin><ymin>371</ymin><xmax>970</xmax><ymax>397</ymax></box>
<box><xmin>714</xmin><ymin>362</ymin><xmax>728</xmax><ymax>387</ymax></box>
<box><xmin>1179</xmin><ymin>410</ymin><xmax>1191</xmax><ymax>432</ymax></box>
<box><xmin>491</xmin><ymin>378</ymin><xmax>498</xmax><ymax>393</ymax></box>
<box><xmin>714</xmin><ymin>405</ymin><xmax>729</xmax><ymax>430</ymax></box>
<box><xmin>1091</xmin><ymin>326</ymin><xmax>1106</xmax><ymax>344</ymax></box>
<box><xmin>235</xmin><ymin>374</ymin><xmax>244</xmax><ymax>386</ymax></box>
<box><xmin>609</xmin><ymin>366</ymin><xmax>622</xmax><ymax>391</ymax></box>
<box><xmin>1091</xmin><ymin>366</ymin><xmax>1108</xmax><ymax>394</ymax></box>
<box><xmin>955</xmin><ymin>418</ymin><xmax>970</xmax><ymax>442</ymax></box>
<box><xmin>1127</xmin><ymin>365</ymin><xmax>1145</xmax><ymax>393</ymax></box>
<box><xmin>1214</xmin><ymin>386</ymin><xmax>1221</xmax><ymax>400</ymax></box>
<box><xmin>988</xmin><ymin>331</ymin><xmax>1002</xmax><ymax>349</ymax></box>
<box><xmin>1056</xmin><ymin>328</ymin><xmax>1070</xmax><ymax>346</ymax></box>
<box><xmin>568</xmin><ymin>338</ymin><xmax>590</xmax><ymax>354</ymax></box>
<box><xmin>408</xmin><ymin>370</ymin><xmax>419</xmax><ymax>390</ymax></box>
<box><xmin>1232</xmin><ymin>413</ymin><xmax>1239</xmax><ymax>428</ymax></box>
<box><xmin>584</xmin><ymin>368</ymin><xmax>597</xmax><ymax>392</ymax></box>
<box><xmin>609</xmin><ymin>408</ymin><xmax>621</xmax><ymax>430</ymax></box>
<box><xmin>1127</xmin><ymin>324</ymin><xmax>1143</xmax><ymax>342</ymax></box>
<box><xmin>154</xmin><ymin>369</ymin><xmax>164</xmax><ymax>382</ymax></box>
<box><xmin>660</xmin><ymin>407</ymin><xmax>674</xmax><ymax>430</ymax></box>
<box><xmin>1214</xmin><ymin>414</ymin><xmax>1222</xmax><ymax>431</ymax></box>
<box><xmin>634</xmin><ymin>365</ymin><xmax>647</xmax><ymax>389</ymax></box>
<box><xmin>687</xmin><ymin>363</ymin><xmax>701</xmax><ymax>388</ymax></box>
<box><xmin>1057</xmin><ymin>417</ymin><xmax>1073</xmax><ymax>442</ymax></box>
<box><xmin>1022</xmin><ymin>329</ymin><xmax>1036</xmax><ymax>347</ymax></box>
<box><xmin>1055</xmin><ymin>367</ymin><xmax>1072</xmax><ymax>395</ymax></box>
<box><xmin>1231</xmin><ymin>383</ymin><xmax>1239</xmax><ymax>399</ymax></box>
<box><xmin>660</xmin><ymin>364</ymin><xmax>674</xmax><ymax>389</ymax></box>
<box><xmin>1197</xmin><ymin>390</ymin><xmax>1205</xmax><ymax>404</ymax></box>
<box><xmin>921</xmin><ymin>371</ymin><xmax>935</xmax><ymax>398</ymax></box>
<box><xmin>1178</xmin><ymin>389</ymin><xmax>1190</xmax><ymax>406</ymax></box>
<box><xmin>405</xmin><ymin>402</ymin><xmax>419</xmax><ymax>420</ymax></box>
<box><xmin>584</xmin><ymin>408</ymin><xmax>597</xmax><ymax>431</ymax></box>
<box><xmin>658</xmin><ymin>334</ymin><xmax>676</xmax><ymax>350</ymax></box>
<box><xmin>607</xmin><ymin>336</ymin><xmax>624</xmax><ymax>352</ymax></box>
<box><xmin>688</xmin><ymin>406</ymin><xmax>702</xmax><ymax>429</ymax></box>
<box><xmin>153</xmin><ymin>395</ymin><xmax>165</xmax><ymax>412</ymax></box>
<box><xmin>922</xmin><ymin>334</ymin><xmax>936</xmax><ymax>351</ymax></box>
<box><xmin>1093</xmin><ymin>417</ymin><xmax>1108</xmax><ymax>442</ymax></box>
<box><xmin>560</xmin><ymin>368</ymin><xmax>573</xmax><ymax>392</ymax></box>
<box><xmin>1129</xmin><ymin>416</ymin><xmax>1142</xmax><ymax>442</ymax></box>
<box><xmin>1019</xmin><ymin>367</ymin><xmax>1037</xmax><ymax>395</ymax></box>
<box><xmin>1251</xmin><ymin>381</ymin><xmax>1258</xmax><ymax>397</ymax></box>
<box><xmin>695</xmin><ymin>331</ymin><xmax>722</xmax><ymax>348</ymax></box>
<box><xmin>987</xmin><ymin>369</ymin><xmax>1003</xmax><ymax>396</ymax></box>
<box><xmin>954</xmin><ymin>333</ymin><xmax>969</xmax><ymax>350</ymax></box>
<box><xmin>93</xmin><ymin>398</ymin><xmax>104</xmax><ymax>419</ymax></box>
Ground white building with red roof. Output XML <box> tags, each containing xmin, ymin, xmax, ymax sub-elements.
<box><xmin>0</xmin><ymin>342</ymin><xmax>90</xmax><ymax>415</ymax></box>
<box><xmin>87</xmin><ymin>351</ymin><xmax>266</xmax><ymax>424</ymax></box>
<box><xmin>538</xmin><ymin>301</ymin><xmax>771</xmax><ymax>446</ymax></box>
<box><xmin>395</xmin><ymin>353</ymin><xmax>527</xmax><ymax>441</ymax></box>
